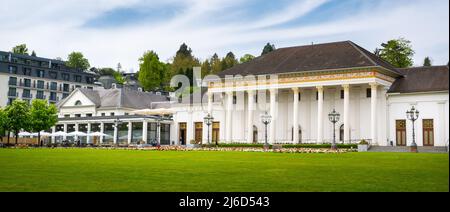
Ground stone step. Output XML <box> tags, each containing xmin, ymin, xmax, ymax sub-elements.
<box><xmin>368</xmin><ymin>146</ymin><xmax>448</xmax><ymax>153</ymax></box>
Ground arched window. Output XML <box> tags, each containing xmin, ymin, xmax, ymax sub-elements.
<box><xmin>75</xmin><ymin>100</ymin><xmax>82</xmax><ymax>106</ymax></box>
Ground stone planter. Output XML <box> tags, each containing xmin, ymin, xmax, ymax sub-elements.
<box><xmin>358</xmin><ymin>144</ymin><xmax>369</xmax><ymax>152</ymax></box>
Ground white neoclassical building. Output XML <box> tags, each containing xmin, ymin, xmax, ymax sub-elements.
<box><xmin>54</xmin><ymin>41</ymin><xmax>449</xmax><ymax>148</ymax></box>
<box><xmin>171</xmin><ymin>41</ymin><xmax>449</xmax><ymax>147</ymax></box>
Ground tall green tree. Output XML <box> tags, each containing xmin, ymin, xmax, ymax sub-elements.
<box><xmin>12</xmin><ymin>44</ymin><xmax>29</xmax><ymax>55</ymax></box>
<box><xmin>378</xmin><ymin>38</ymin><xmax>415</xmax><ymax>68</ymax></box>
<box><xmin>66</xmin><ymin>52</ymin><xmax>90</xmax><ymax>70</ymax></box>
<box><xmin>138</xmin><ymin>51</ymin><xmax>167</xmax><ymax>91</ymax></box>
<box><xmin>5</xmin><ymin>100</ymin><xmax>30</xmax><ymax>145</ymax></box>
<box><xmin>210</xmin><ymin>53</ymin><xmax>223</xmax><ymax>74</ymax></box>
<box><xmin>201</xmin><ymin>59</ymin><xmax>212</xmax><ymax>77</ymax></box>
<box><xmin>169</xmin><ymin>43</ymin><xmax>200</xmax><ymax>86</ymax></box>
<box><xmin>31</xmin><ymin>50</ymin><xmax>37</xmax><ymax>57</ymax></box>
<box><xmin>240</xmin><ymin>54</ymin><xmax>255</xmax><ymax>63</ymax></box>
<box><xmin>0</xmin><ymin>107</ymin><xmax>8</xmax><ymax>143</ymax></box>
<box><xmin>423</xmin><ymin>57</ymin><xmax>432</xmax><ymax>66</ymax></box>
<box><xmin>221</xmin><ymin>52</ymin><xmax>238</xmax><ymax>71</ymax></box>
<box><xmin>29</xmin><ymin>99</ymin><xmax>58</xmax><ymax>146</ymax></box>
<box><xmin>261</xmin><ymin>43</ymin><xmax>276</xmax><ymax>55</ymax></box>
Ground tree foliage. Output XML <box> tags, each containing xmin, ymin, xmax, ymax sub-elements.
<box><xmin>423</xmin><ymin>57</ymin><xmax>432</xmax><ymax>67</ymax></box>
<box><xmin>378</xmin><ymin>38</ymin><xmax>415</xmax><ymax>68</ymax></box>
<box><xmin>169</xmin><ymin>43</ymin><xmax>200</xmax><ymax>86</ymax></box>
<box><xmin>12</xmin><ymin>44</ymin><xmax>29</xmax><ymax>55</ymax></box>
<box><xmin>261</xmin><ymin>43</ymin><xmax>276</xmax><ymax>56</ymax></box>
<box><xmin>66</xmin><ymin>52</ymin><xmax>90</xmax><ymax>70</ymax></box>
<box><xmin>221</xmin><ymin>52</ymin><xmax>238</xmax><ymax>71</ymax></box>
<box><xmin>138</xmin><ymin>51</ymin><xmax>167</xmax><ymax>91</ymax></box>
<box><xmin>5</xmin><ymin>100</ymin><xmax>30</xmax><ymax>144</ymax></box>
<box><xmin>29</xmin><ymin>99</ymin><xmax>58</xmax><ymax>146</ymax></box>
<box><xmin>240</xmin><ymin>54</ymin><xmax>255</xmax><ymax>63</ymax></box>
<box><xmin>0</xmin><ymin>107</ymin><xmax>8</xmax><ymax>139</ymax></box>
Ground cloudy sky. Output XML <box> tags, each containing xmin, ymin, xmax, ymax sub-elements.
<box><xmin>0</xmin><ymin>0</ymin><xmax>448</xmax><ymax>72</ymax></box>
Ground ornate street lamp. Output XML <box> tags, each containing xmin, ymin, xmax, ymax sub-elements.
<box><xmin>407</xmin><ymin>106</ymin><xmax>419</xmax><ymax>152</ymax></box>
<box><xmin>328</xmin><ymin>109</ymin><xmax>340</xmax><ymax>150</ymax></box>
<box><xmin>260</xmin><ymin>111</ymin><xmax>272</xmax><ymax>150</ymax></box>
<box><xmin>113</xmin><ymin>118</ymin><xmax>122</xmax><ymax>145</ymax></box>
<box><xmin>204</xmin><ymin>114</ymin><xmax>214</xmax><ymax>145</ymax></box>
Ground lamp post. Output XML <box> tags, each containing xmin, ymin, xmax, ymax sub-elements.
<box><xmin>113</xmin><ymin>118</ymin><xmax>122</xmax><ymax>145</ymax></box>
<box><xmin>328</xmin><ymin>109</ymin><xmax>340</xmax><ymax>150</ymax></box>
<box><xmin>261</xmin><ymin>111</ymin><xmax>272</xmax><ymax>151</ymax></box>
<box><xmin>407</xmin><ymin>106</ymin><xmax>419</xmax><ymax>152</ymax></box>
<box><xmin>204</xmin><ymin>114</ymin><xmax>214</xmax><ymax>145</ymax></box>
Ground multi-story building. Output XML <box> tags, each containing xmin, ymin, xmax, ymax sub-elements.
<box><xmin>0</xmin><ymin>51</ymin><xmax>98</xmax><ymax>106</ymax></box>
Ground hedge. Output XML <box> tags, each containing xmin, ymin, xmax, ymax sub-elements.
<box><xmin>201</xmin><ymin>143</ymin><xmax>357</xmax><ymax>149</ymax></box>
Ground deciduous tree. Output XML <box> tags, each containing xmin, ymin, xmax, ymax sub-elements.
<box><xmin>66</xmin><ymin>52</ymin><xmax>90</xmax><ymax>70</ymax></box>
<box><xmin>240</xmin><ymin>54</ymin><xmax>255</xmax><ymax>63</ymax></box>
<box><xmin>5</xmin><ymin>100</ymin><xmax>30</xmax><ymax>144</ymax></box>
<box><xmin>29</xmin><ymin>100</ymin><xmax>58</xmax><ymax>146</ymax></box>
<box><xmin>138</xmin><ymin>51</ymin><xmax>167</xmax><ymax>91</ymax></box>
<box><xmin>12</xmin><ymin>44</ymin><xmax>29</xmax><ymax>55</ymax></box>
<box><xmin>378</xmin><ymin>38</ymin><xmax>415</xmax><ymax>68</ymax></box>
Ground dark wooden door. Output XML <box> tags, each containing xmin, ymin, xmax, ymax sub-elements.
<box><xmin>423</xmin><ymin>119</ymin><xmax>434</xmax><ymax>146</ymax></box>
<box><xmin>396</xmin><ymin>120</ymin><xmax>407</xmax><ymax>146</ymax></box>
<box><xmin>179</xmin><ymin>123</ymin><xmax>187</xmax><ymax>145</ymax></box>
<box><xmin>212</xmin><ymin>122</ymin><xmax>220</xmax><ymax>144</ymax></box>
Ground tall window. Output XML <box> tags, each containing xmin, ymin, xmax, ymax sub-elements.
<box><xmin>423</xmin><ymin>119</ymin><xmax>434</xmax><ymax>146</ymax></box>
<box><xmin>8</xmin><ymin>87</ymin><xmax>17</xmax><ymax>97</ymax></box>
<box><xmin>37</xmin><ymin>80</ymin><xmax>44</xmax><ymax>89</ymax></box>
<box><xmin>24</xmin><ymin>78</ymin><xmax>31</xmax><ymax>87</ymax></box>
<box><xmin>50</xmin><ymin>82</ymin><xmax>57</xmax><ymax>91</ymax></box>
<box><xmin>63</xmin><ymin>84</ymin><xmax>70</xmax><ymax>92</ymax></box>
<box><xmin>49</xmin><ymin>92</ymin><xmax>57</xmax><ymax>101</ymax></box>
<box><xmin>194</xmin><ymin>122</ymin><xmax>203</xmax><ymax>144</ymax></box>
<box><xmin>74</xmin><ymin>75</ymin><xmax>82</xmax><ymax>82</ymax></box>
<box><xmin>8</xmin><ymin>65</ymin><xmax>17</xmax><ymax>74</ymax></box>
<box><xmin>49</xmin><ymin>71</ymin><xmax>58</xmax><ymax>79</ymax></box>
<box><xmin>8</xmin><ymin>77</ymin><xmax>17</xmax><ymax>86</ymax></box>
<box><xmin>340</xmin><ymin>90</ymin><xmax>344</xmax><ymax>99</ymax></box>
<box><xmin>22</xmin><ymin>67</ymin><xmax>32</xmax><ymax>76</ymax></box>
<box><xmin>366</xmin><ymin>88</ymin><xmax>371</xmax><ymax>98</ymax></box>
<box><xmin>36</xmin><ymin>69</ymin><xmax>45</xmax><ymax>78</ymax></box>
<box><xmin>36</xmin><ymin>90</ymin><xmax>44</xmax><ymax>99</ymax></box>
<box><xmin>62</xmin><ymin>73</ymin><xmax>70</xmax><ymax>81</ymax></box>
<box><xmin>22</xmin><ymin>89</ymin><xmax>31</xmax><ymax>98</ymax></box>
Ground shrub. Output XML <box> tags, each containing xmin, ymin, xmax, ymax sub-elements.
<box><xmin>359</xmin><ymin>140</ymin><xmax>369</xmax><ymax>145</ymax></box>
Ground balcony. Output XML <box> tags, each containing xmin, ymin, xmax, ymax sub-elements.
<box><xmin>49</xmin><ymin>96</ymin><xmax>59</xmax><ymax>102</ymax></box>
<box><xmin>8</xmin><ymin>91</ymin><xmax>18</xmax><ymax>97</ymax></box>
<box><xmin>8</xmin><ymin>80</ymin><xmax>17</xmax><ymax>86</ymax></box>
<box><xmin>22</xmin><ymin>93</ymin><xmax>33</xmax><ymax>99</ymax></box>
<box><xmin>36</xmin><ymin>94</ymin><xmax>46</xmax><ymax>100</ymax></box>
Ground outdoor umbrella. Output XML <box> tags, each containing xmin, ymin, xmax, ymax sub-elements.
<box><xmin>67</xmin><ymin>131</ymin><xmax>87</xmax><ymax>137</ymax></box>
<box><xmin>88</xmin><ymin>132</ymin><xmax>108</xmax><ymax>137</ymax></box>
<box><xmin>132</xmin><ymin>108</ymin><xmax>174</xmax><ymax>116</ymax></box>
<box><xmin>31</xmin><ymin>131</ymin><xmax>52</xmax><ymax>137</ymax></box>
<box><xmin>18</xmin><ymin>132</ymin><xmax>32</xmax><ymax>137</ymax></box>
<box><xmin>52</xmin><ymin>131</ymin><xmax>67</xmax><ymax>136</ymax></box>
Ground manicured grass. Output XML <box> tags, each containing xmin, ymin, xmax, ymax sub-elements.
<box><xmin>0</xmin><ymin>149</ymin><xmax>448</xmax><ymax>192</ymax></box>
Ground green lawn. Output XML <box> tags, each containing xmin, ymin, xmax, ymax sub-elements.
<box><xmin>0</xmin><ymin>149</ymin><xmax>448</xmax><ymax>192</ymax></box>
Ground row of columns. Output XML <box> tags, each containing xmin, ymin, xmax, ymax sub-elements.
<box><xmin>53</xmin><ymin>120</ymin><xmax>163</xmax><ymax>145</ymax></box>
<box><xmin>218</xmin><ymin>83</ymin><xmax>379</xmax><ymax>144</ymax></box>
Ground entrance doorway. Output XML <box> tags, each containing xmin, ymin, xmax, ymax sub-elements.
<box><xmin>179</xmin><ymin>123</ymin><xmax>187</xmax><ymax>145</ymax></box>
<box><xmin>253</xmin><ymin>125</ymin><xmax>258</xmax><ymax>143</ymax></box>
<box><xmin>396</xmin><ymin>120</ymin><xmax>407</xmax><ymax>146</ymax></box>
<box><xmin>212</xmin><ymin>122</ymin><xmax>220</xmax><ymax>145</ymax></box>
<box><xmin>194</xmin><ymin>122</ymin><xmax>203</xmax><ymax>144</ymax></box>
<box><xmin>423</xmin><ymin>119</ymin><xmax>434</xmax><ymax>146</ymax></box>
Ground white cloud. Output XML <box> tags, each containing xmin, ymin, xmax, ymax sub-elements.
<box><xmin>0</xmin><ymin>0</ymin><xmax>448</xmax><ymax>72</ymax></box>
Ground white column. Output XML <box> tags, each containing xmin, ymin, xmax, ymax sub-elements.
<box><xmin>269</xmin><ymin>89</ymin><xmax>277</xmax><ymax>144</ymax></box>
<box><xmin>317</xmin><ymin>86</ymin><xmax>324</xmax><ymax>144</ymax></box>
<box><xmin>143</xmin><ymin>121</ymin><xmax>148</xmax><ymax>144</ymax></box>
<box><xmin>51</xmin><ymin>126</ymin><xmax>56</xmax><ymax>144</ymax></box>
<box><xmin>127</xmin><ymin>121</ymin><xmax>132</xmax><ymax>144</ymax></box>
<box><xmin>292</xmin><ymin>88</ymin><xmax>299</xmax><ymax>144</ymax></box>
<box><xmin>226</xmin><ymin>92</ymin><xmax>233</xmax><ymax>143</ymax></box>
<box><xmin>370</xmin><ymin>83</ymin><xmax>378</xmax><ymax>145</ymax></box>
<box><xmin>247</xmin><ymin>90</ymin><xmax>254</xmax><ymax>143</ymax></box>
<box><xmin>87</xmin><ymin>123</ymin><xmax>92</xmax><ymax>144</ymax></box>
<box><xmin>343</xmin><ymin>84</ymin><xmax>350</xmax><ymax>143</ymax></box>
<box><xmin>74</xmin><ymin>123</ymin><xmax>79</xmax><ymax>141</ymax></box>
<box><xmin>113</xmin><ymin>123</ymin><xmax>118</xmax><ymax>144</ymax></box>
<box><xmin>63</xmin><ymin>123</ymin><xmax>67</xmax><ymax>140</ymax></box>
<box><xmin>100</xmin><ymin>122</ymin><xmax>104</xmax><ymax>144</ymax></box>
<box><xmin>208</xmin><ymin>92</ymin><xmax>213</xmax><ymax>115</ymax></box>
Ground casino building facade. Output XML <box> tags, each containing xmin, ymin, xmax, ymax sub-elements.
<box><xmin>54</xmin><ymin>41</ymin><xmax>449</xmax><ymax>147</ymax></box>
